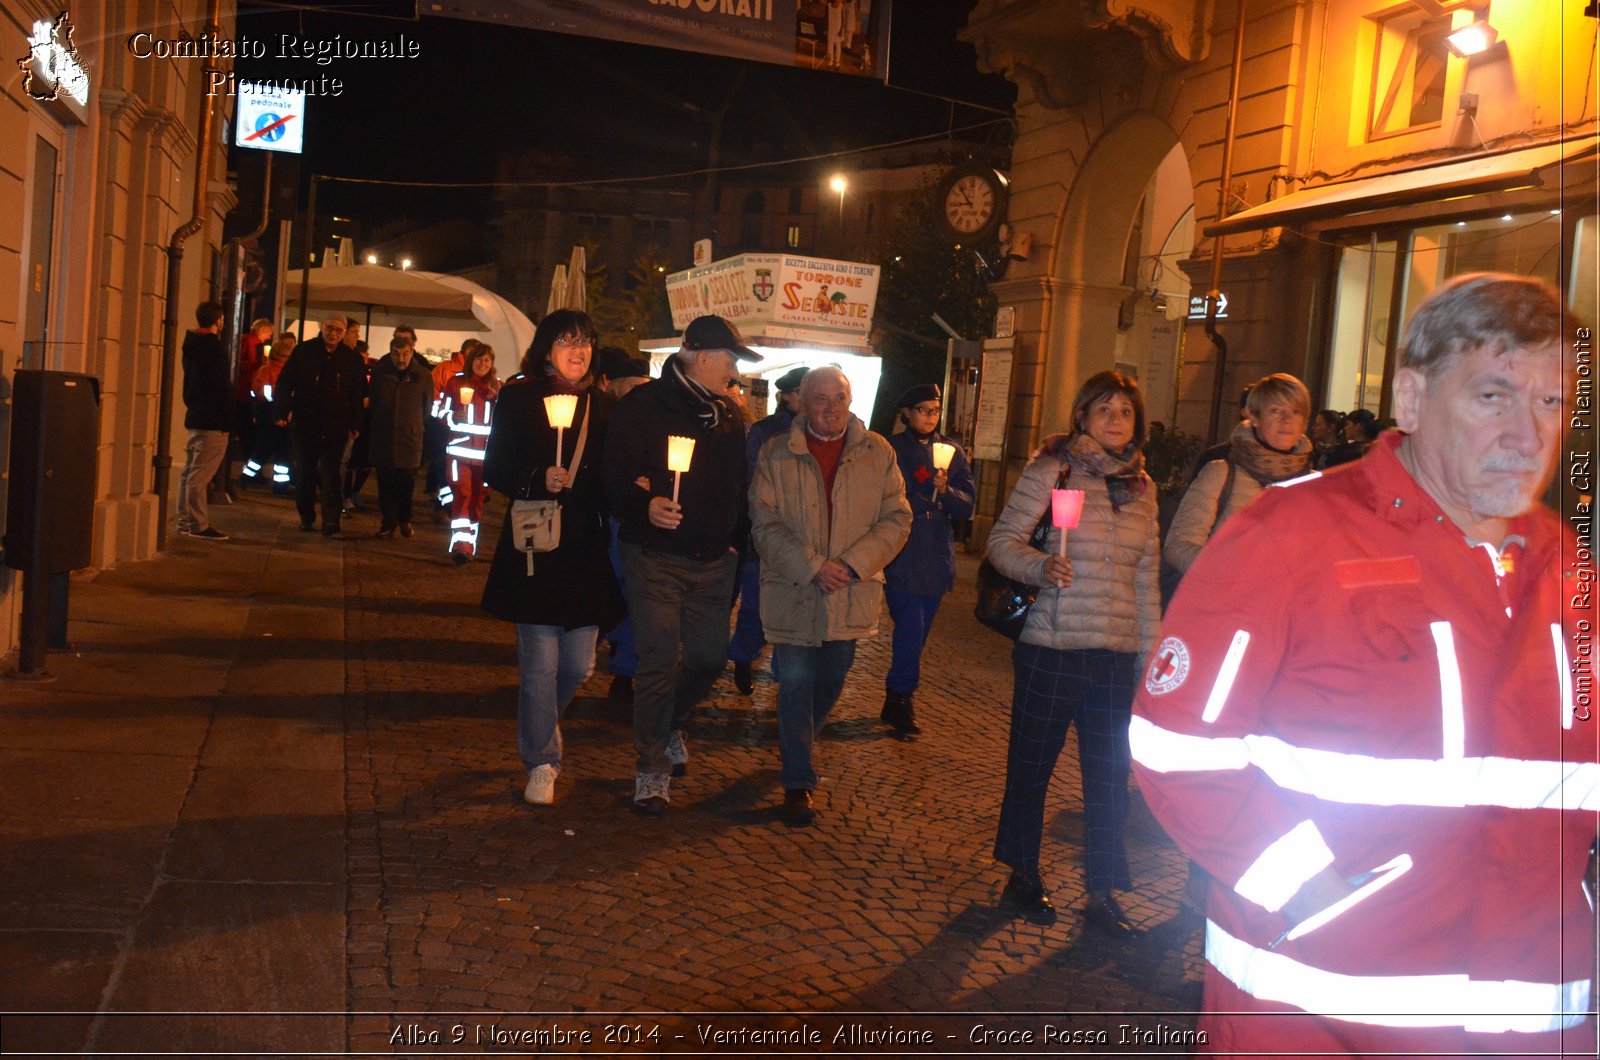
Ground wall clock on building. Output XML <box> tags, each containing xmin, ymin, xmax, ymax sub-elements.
<box><xmin>935</xmin><ymin>163</ymin><xmax>1008</xmax><ymax>244</ymax></box>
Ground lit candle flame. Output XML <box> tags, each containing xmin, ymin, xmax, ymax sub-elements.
<box><xmin>458</xmin><ymin>386</ymin><xmax>475</xmax><ymax>406</ymax></box>
<box><xmin>543</xmin><ymin>393</ymin><xmax>577</xmax><ymax>429</ymax></box>
<box><xmin>667</xmin><ymin>435</ymin><xmax>696</xmax><ymax>473</ymax></box>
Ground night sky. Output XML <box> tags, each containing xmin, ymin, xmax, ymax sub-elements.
<box><xmin>231</xmin><ymin>1</ymin><xmax>1015</xmax><ymax>227</ymax></box>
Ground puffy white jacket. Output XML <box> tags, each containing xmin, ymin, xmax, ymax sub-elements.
<box><xmin>986</xmin><ymin>451</ymin><xmax>1160</xmax><ymax>665</ymax></box>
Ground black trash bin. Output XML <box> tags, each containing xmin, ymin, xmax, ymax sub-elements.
<box><xmin>3</xmin><ymin>370</ymin><xmax>100</xmax><ymax>676</ymax></box>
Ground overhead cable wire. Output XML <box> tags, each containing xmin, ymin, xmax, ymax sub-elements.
<box><xmin>316</xmin><ymin>118</ymin><xmax>1011</xmax><ymax>190</ymax></box>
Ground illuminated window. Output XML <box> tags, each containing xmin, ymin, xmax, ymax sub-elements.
<box><xmin>786</xmin><ymin>225</ymin><xmax>801</xmax><ymax>249</ymax></box>
<box><xmin>1368</xmin><ymin>9</ymin><xmax>1449</xmax><ymax>139</ymax></box>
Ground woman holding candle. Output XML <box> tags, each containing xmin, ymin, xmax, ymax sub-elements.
<box><xmin>480</xmin><ymin>310</ymin><xmax>624</xmax><ymax>807</ymax></box>
<box><xmin>438</xmin><ymin>344</ymin><xmax>502</xmax><ymax>563</ymax></box>
<box><xmin>986</xmin><ymin>370</ymin><xmax>1160</xmax><ymax>936</ymax></box>
<box><xmin>880</xmin><ymin>383</ymin><xmax>975</xmax><ymax>736</ymax></box>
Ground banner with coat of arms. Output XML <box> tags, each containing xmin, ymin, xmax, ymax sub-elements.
<box><xmin>665</xmin><ymin>253</ymin><xmax>880</xmax><ymax>335</ymax></box>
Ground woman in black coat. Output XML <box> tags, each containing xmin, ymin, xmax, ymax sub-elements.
<box><xmin>480</xmin><ymin>309</ymin><xmax>625</xmax><ymax>807</ymax></box>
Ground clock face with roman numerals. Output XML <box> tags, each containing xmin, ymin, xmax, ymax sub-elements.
<box><xmin>945</xmin><ymin>174</ymin><xmax>996</xmax><ymax>234</ymax></box>
<box><xmin>935</xmin><ymin>164</ymin><xmax>1006</xmax><ymax>242</ymax></box>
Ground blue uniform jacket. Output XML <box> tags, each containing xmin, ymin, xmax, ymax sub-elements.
<box><xmin>883</xmin><ymin>429</ymin><xmax>975</xmax><ymax>595</ymax></box>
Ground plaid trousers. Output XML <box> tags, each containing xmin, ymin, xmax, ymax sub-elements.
<box><xmin>993</xmin><ymin>642</ymin><xmax>1137</xmax><ymax>890</ymax></box>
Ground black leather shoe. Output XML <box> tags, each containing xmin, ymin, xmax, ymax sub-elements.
<box><xmin>322</xmin><ymin>524</ymin><xmax>342</xmax><ymax>537</ymax></box>
<box><xmin>1083</xmin><ymin>891</ymin><xmax>1143</xmax><ymax>940</ymax></box>
<box><xmin>733</xmin><ymin>661</ymin><xmax>754</xmax><ymax>695</ymax></box>
<box><xmin>781</xmin><ymin>788</ymin><xmax>814</xmax><ymax>827</ymax></box>
<box><xmin>880</xmin><ymin>691</ymin><xmax>922</xmax><ymax>736</ymax></box>
<box><xmin>999</xmin><ymin>871</ymin><xmax>1057</xmax><ymax>925</ymax></box>
<box><xmin>298</xmin><ymin>521</ymin><xmax>316</xmax><ymax>533</ymax></box>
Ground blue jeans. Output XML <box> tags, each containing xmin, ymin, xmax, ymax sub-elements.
<box><xmin>994</xmin><ymin>643</ymin><xmax>1136</xmax><ymax>890</ymax></box>
<box><xmin>515</xmin><ymin>624</ymin><xmax>599</xmax><ymax>771</ymax></box>
<box><xmin>604</xmin><ymin>519</ymin><xmax>637</xmax><ymax>678</ymax></box>
<box><xmin>727</xmin><ymin>557</ymin><xmax>766</xmax><ymax>663</ymax></box>
<box><xmin>885</xmin><ymin>589</ymin><xmax>943</xmax><ymax>694</ymax></box>
<box><xmin>772</xmin><ymin>640</ymin><xmax>857</xmax><ymax>791</ymax></box>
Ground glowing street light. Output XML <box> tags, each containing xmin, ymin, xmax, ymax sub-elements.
<box><xmin>365</xmin><ymin>253</ymin><xmax>377</xmax><ymax>264</ymax></box>
<box><xmin>1445</xmin><ymin>20</ymin><xmax>1498</xmax><ymax>58</ymax></box>
<box><xmin>829</xmin><ymin>173</ymin><xmax>848</xmax><ymax>249</ymax></box>
<box><xmin>400</xmin><ymin>258</ymin><xmax>412</xmax><ymax>270</ymax></box>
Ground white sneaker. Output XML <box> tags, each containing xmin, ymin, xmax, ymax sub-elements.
<box><xmin>633</xmin><ymin>772</ymin><xmax>670</xmax><ymax>814</ymax></box>
<box><xmin>666</xmin><ymin>729</ymin><xmax>689</xmax><ymax>777</ymax></box>
<box><xmin>523</xmin><ymin>763</ymin><xmax>559</xmax><ymax>805</ymax></box>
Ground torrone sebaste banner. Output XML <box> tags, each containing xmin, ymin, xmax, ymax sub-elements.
<box><xmin>427</xmin><ymin>0</ymin><xmax>890</xmax><ymax>79</ymax></box>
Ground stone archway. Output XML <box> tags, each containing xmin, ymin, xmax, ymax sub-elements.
<box><xmin>1036</xmin><ymin>112</ymin><xmax>1182</xmax><ymax>434</ymax></box>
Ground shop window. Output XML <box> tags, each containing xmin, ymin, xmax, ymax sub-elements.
<box><xmin>1368</xmin><ymin>9</ymin><xmax>1450</xmax><ymax>140</ymax></box>
<box><xmin>1323</xmin><ymin>208</ymin><xmax>1585</xmax><ymax>416</ymax></box>
<box><xmin>1327</xmin><ymin>237</ymin><xmax>1399</xmax><ymax>414</ymax></box>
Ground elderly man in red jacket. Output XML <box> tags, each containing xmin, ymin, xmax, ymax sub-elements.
<box><xmin>1131</xmin><ymin>272</ymin><xmax>1596</xmax><ymax>1057</ymax></box>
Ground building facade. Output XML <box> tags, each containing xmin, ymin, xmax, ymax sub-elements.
<box><xmin>961</xmin><ymin>0</ymin><xmax>1596</xmax><ymax>537</ymax></box>
<box><xmin>1</xmin><ymin>1</ymin><xmax>235</xmax><ymax>658</ymax></box>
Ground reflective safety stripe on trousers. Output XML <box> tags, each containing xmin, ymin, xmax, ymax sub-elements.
<box><xmin>1205</xmin><ymin>919</ymin><xmax>1592</xmax><ymax>1033</ymax></box>
<box><xmin>1128</xmin><ymin>715</ymin><xmax>1600</xmax><ymax>811</ymax></box>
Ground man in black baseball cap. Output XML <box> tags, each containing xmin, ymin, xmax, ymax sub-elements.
<box><xmin>680</xmin><ymin>315</ymin><xmax>763</xmax><ymax>364</ymax></box>
<box><xmin>603</xmin><ymin>315</ymin><xmax>759</xmax><ymax>814</ymax></box>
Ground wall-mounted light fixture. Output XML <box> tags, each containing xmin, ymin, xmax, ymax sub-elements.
<box><xmin>1444</xmin><ymin>20</ymin><xmax>1498</xmax><ymax>58</ymax></box>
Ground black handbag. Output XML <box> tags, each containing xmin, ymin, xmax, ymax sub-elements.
<box><xmin>974</xmin><ymin>462</ymin><xmax>1070</xmax><ymax>639</ymax></box>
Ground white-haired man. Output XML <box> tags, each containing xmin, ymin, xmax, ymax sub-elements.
<box><xmin>1130</xmin><ymin>273</ymin><xmax>1595</xmax><ymax>1056</ymax></box>
<box><xmin>750</xmin><ymin>367</ymin><xmax>910</xmax><ymax>826</ymax></box>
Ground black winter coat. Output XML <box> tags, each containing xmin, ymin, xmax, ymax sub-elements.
<box><xmin>366</xmin><ymin>354</ymin><xmax>433</xmax><ymax>470</ymax></box>
<box><xmin>602</xmin><ymin>359</ymin><xmax>749</xmax><ymax>562</ymax></box>
<box><xmin>271</xmin><ymin>340</ymin><xmax>368</xmax><ymax>442</ymax></box>
<box><xmin>182</xmin><ymin>330</ymin><xmax>233</xmax><ymax>431</ymax></box>
<box><xmin>479</xmin><ymin>377</ymin><xmax>625</xmax><ymax>630</ymax></box>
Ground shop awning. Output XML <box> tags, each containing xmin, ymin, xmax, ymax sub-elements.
<box><xmin>1205</xmin><ymin>135</ymin><xmax>1599</xmax><ymax>236</ymax></box>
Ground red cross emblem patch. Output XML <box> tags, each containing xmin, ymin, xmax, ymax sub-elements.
<box><xmin>913</xmin><ymin>465</ymin><xmax>933</xmax><ymax>485</ymax></box>
<box><xmin>1145</xmin><ymin>636</ymin><xmax>1191</xmax><ymax>696</ymax></box>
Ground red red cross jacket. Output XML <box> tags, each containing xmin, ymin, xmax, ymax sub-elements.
<box><xmin>435</xmin><ymin>371</ymin><xmax>499</xmax><ymax>464</ymax></box>
<box><xmin>1131</xmin><ymin>432</ymin><xmax>1597</xmax><ymax>1056</ymax></box>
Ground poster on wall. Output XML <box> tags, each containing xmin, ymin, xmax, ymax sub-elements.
<box><xmin>427</xmin><ymin>0</ymin><xmax>891</xmax><ymax>79</ymax></box>
<box><xmin>971</xmin><ymin>337</ymin><xmax>1014</xmax><ymax>462</ymax></box>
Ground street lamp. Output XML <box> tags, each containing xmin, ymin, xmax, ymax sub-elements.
<box><xmin>365</xmin><ymin>253</ymin><xmax>377</xmax><ymax>264</ymax></box>
<box><xmin>829</xmin><ymin>174</ymin><xmax>847</xmax><ymax>252</ymax></box>
<box><xmin>400</xmin><ymin>258</ymin><xmax>412</xmax><ymax>270</ymax></box>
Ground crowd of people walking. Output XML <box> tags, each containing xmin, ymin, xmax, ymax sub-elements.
<box><xmin>177</xmin><ymin>275</ymin><xmax>1595</xmax><ymax>1054</ymax></box>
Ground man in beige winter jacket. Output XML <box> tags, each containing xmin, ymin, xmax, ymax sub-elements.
<box><xmin>750</xmin><ymin>367</ymin><xmax>911</xmax><ymax>826</ymax></box>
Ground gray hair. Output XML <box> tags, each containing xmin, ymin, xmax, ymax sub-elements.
<box><xmin>1400</xmin><ymin>272</ymin><xmax>1565</xmax><ymax>376</ymax></box>
<box><xmin>798</xmin><ymin>365</ymin><xmax>851</xmax><ymax>405</ymax></box>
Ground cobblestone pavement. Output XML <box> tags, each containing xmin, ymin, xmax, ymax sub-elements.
<box><xmin>339</xmin><ymin>497</ymin><xmax>1205</xmax><ymax>1054</ymax></box>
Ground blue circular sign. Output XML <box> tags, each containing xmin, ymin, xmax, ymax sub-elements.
<box><xmin>254</xmin><ymin>112</ymin><xmax>286</xmax><ymax>142</ymax></box>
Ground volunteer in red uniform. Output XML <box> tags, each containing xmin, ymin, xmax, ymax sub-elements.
<box><xmin>437</xmin><ymin>343</ymin><xmax>500</xmax><ymax>563</ymax></box>
<box><xmin>1130</xmin><ymin>273</ymin><xmax>1596</xmax><ymax>1056</ymax></box>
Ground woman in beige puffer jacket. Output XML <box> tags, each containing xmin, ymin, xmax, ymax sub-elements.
<box><xmin>986</xmin><ymin>370</ymin><xmax>1160</xmax><ymax>936</ymax></box>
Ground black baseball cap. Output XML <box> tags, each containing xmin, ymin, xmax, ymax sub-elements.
<box><xmin>681</xmin><ymin>315</ymin><xmax>763</xmax><ymax>364</ymax></box>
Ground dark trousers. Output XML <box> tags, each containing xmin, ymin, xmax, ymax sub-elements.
<box><xmin>604</xmin><ymin>519</ymin><xmax>637</xmax><ymax>678</ymax></box>
<box><xmin>994</xmin><ymin>643</ymin><xmax>1136</xmax><ymax>890</ymax></box>
<box><xmin>620</xmin><ymin>543</ymin><xmax>738</xmax><ymax>776</ymax></box>
<box><xmin>292</xmin><ymin>428</ymin><xmax>346</xmax><ymax>529</ymax></box>
<box><xmin>375</xmin><ymin>467</ymin><xmax>417</xmax><ymax>529</ymax></box>
<box><xmin>727</xmin><ymin>556</ymin><xmax>766</xmax><ymax>663</ymax></box>
<box><xmin>884</xmin><ymin>588</ymin><xmax>943</xmax><ymax>694</ymax></box>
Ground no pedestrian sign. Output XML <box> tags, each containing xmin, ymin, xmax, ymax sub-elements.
<box><xmin>233</xmin><ymin>84</ymin><xmax>307</xmax><ymax>154</ymax></box>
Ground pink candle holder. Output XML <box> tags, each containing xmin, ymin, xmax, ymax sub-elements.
<box><xmin>1051</xmin><ymin>488</ymin><xmax>1085</xmax><ymax>556</ymax></box>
